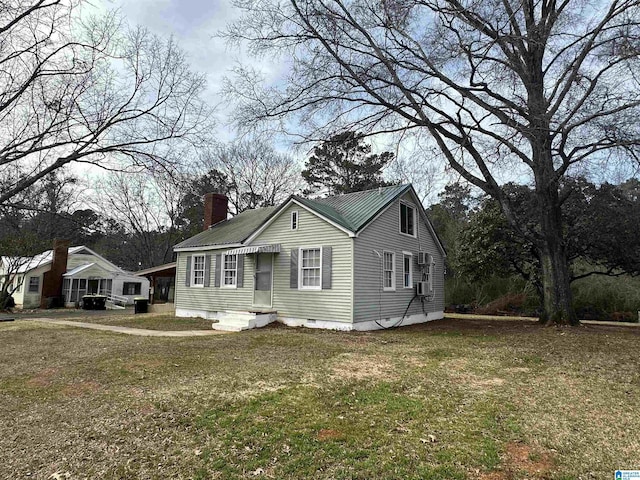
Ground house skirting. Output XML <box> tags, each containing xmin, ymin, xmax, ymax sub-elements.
<box><xmin>176</xmin><ymin>307</ymin><xmax>443</xmax><ymax>331</ymax></box>
<box><xmin>176</xmin><ymin>307</ymin><xmax>216</xmax><ymax>320</ymax></box>
<box><xmin>279</xmin><ymin>310</ymin><xmax>443</xmax><ymax>331</ymax></box>
<box><xmin>351</xmin><ymin>310</ymin><xmax>444</xmax><ymax>330</ymax></box>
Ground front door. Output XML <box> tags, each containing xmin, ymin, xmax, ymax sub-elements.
<box><xmin>87</xmin><ymin>279</ymin><xmax>99</xmax><ymax>295</ymax></box>
<box><xmin>253</xmin><ymin>253</ymin><xmax>273</xmax><ymax>307</ymax></box>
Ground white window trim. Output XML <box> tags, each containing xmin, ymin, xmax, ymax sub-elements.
<box><xmin>291</xmin><ymin>210</ymin><xmax>299</xmax><ymax>230</ymax></box>
<box><xmin>383</xmin><ymin>251</ymin><xmax>396</xmax><ymax>291</ymax></box>
<box><xmin>399</xmin><ymin>201</ymin><xmax>417</xmax><ymax>238</ymax></box>
<box><xmin>298</xmin><ymin>246</ymin><xmax>322</xmax><ymax>290</ymax></box>
<box><xmin>402</xmin><ymin>251</ymin><xmax>413</xmax><ymax>289</ymax></box>
<box><xmin>191</xmin><ymin>254</ymin><xmax>205</xmax><ymax>288</ymax></box>
<box><xmin>28</xmin><ymin>276</ymin><xmax>40</xmax><ymax>293</ymax></box>
<box><xmin>222</xmin><ymin>253</ymin><xmax>238</xmax><ymax>288</ymax></box>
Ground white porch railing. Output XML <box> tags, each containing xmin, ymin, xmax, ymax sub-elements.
<box><xmin>106</xmin><ymin>293</ymin><xmax>128</xmax><ymax>309</ymax></box>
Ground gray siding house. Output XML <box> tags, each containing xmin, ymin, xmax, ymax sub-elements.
<box><xmin>173</xmin><ymin>185</ymin><xmax>445</xmax><ymax>331</ymax></box>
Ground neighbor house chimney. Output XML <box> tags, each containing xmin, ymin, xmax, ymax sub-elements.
<box><xmin>40</xmin><ymin>239</ymin><xmax>70</xmax><ymax>308</ymax></box>
<box><xmin>203</xmin><ymin>193</ymin><xmax>228</xmax><ymax>230</ymax></box>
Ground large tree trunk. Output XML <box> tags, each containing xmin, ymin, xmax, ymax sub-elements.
<box><xmin>526</xmin><ymin>40</ymin><xmax>578</xmax><ymax>326</ymax></box>
<box><xmin>535</xmin><ymin>186</ymin><xmax>579</xmax><ymax>325</ymax></box>
<box><xmin>538</xmin><ymin>235</ymin><xmax>577</xmax><ymax>325</ymax></box>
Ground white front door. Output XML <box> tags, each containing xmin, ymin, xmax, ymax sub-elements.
<box><xmin>253</xmin><ymin>253</ymin><xmax>273</xmax><ymax>307</ymax></box>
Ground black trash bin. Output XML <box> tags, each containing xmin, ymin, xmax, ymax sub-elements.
<box><xmin>134</xmin><ymin>297</ymin><xmax>148</xmax><ymax>314</ymax></box>
<box><xmin>93</xmin><ymin>295</ymin><xmax>107</xmax><ymax>310</ymax></box>
<box><xmin>82</xmin><ymin>295</ymin><xmax>94</xmax><ymax>310</ymax></box>
<box><xmin>82</xmin><ymin>295</ymin><xmax>107</xmax><ymax>310</ymax></box>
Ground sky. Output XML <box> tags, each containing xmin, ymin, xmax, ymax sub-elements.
<box><xmin>88</xmin><ymin>0</ymin><xmax>451</xmax><ymax>204</ymax></box>
<box><xmin>102</xmin><ymin>0</ymin><xmax>283</xmax><ymax>142</ymax></box>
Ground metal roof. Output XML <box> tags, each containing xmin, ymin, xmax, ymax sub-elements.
<box><xmin>173</xmin><ymin>206</ymin><xmax>278</xmax><ymax>250</ymax></box>
<box><xmin>295</xmin><ymin>184</ymin><xmax>411</xmax><ymax>233</ymax></box>
<box><xmin>172</xmin><ymin>184</ymin><xmax>447</xmax><ymax>256</ymax></box>
<box><xmin>1</xmin><ymin>245</ymin><xmax>126</xmax><ymax>274</ymax></box>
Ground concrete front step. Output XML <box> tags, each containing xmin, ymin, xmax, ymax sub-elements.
<box><xmin>212</xmin><ymin>311</ymin><xmax>277</xmax><ymax>331</ymax></box>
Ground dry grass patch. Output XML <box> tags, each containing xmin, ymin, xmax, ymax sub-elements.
<box><xmin>61</xmin><ymin>380</ymin><xmax>102</xmax><ymax>397</ymax></box>
<box><xmin>317</xmin><ymin>428</ymin><xmax>345</xmax><ymax>441</ymax></box>
<box><xmin>1</xmin><ymin>317</ymin><xmax>639</xmax><ymax>479</ymax></box>
<box><xmin>329</xmin><ymin>352</ymin><xmax>398</xmax><ymax>381</ymax></box>
<box><xmin>505</xmin><ymin>442</ymin><xmax>554</xmax><ymax>477</ymax></box>
<box><xmin>26</xmin><ymin>367</ymin><xmax>59</xmax><ymax>387</ymax></box>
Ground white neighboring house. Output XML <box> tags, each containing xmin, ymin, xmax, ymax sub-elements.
<box><xmin>0</xmin><ymin>246</ymin><xmax>149</xmax><ymax>308</ymax></box>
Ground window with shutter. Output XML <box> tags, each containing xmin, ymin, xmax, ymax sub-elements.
<box><xmin>299</xmin><ymin>247</ymin><xmax>321</xmax><ymax>290</ymax></box>
<box><xmin>192</xmin><ymin>255</ymin><xmax>205</xmax><ymax>287</ymax></box>
<box><xmin>223</xmin><ymin>254</ymin><xmax>238</xmax><ymax>287</ymax></box>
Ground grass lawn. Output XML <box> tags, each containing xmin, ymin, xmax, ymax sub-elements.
<box><xmin>1</xmin><ymin>318</ymin><xmax>638</xmax><ymax>479</ymax></box>
<box><xmin>62</xmin><ymin>313</ymin><xmax>214</xmax><ymax>331</ymax></box>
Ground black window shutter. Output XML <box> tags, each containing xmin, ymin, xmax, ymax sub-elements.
<box><xmin>290</xmin><ymin>248</ymin><xmax>298</xmax><ymax>288</ymax></box>
<box><xmin>237</xmin><ymin>254</ymin><xmax>244</xmax><ymax>287</ymax></box>
<box><xmin>214</xmin><ymin>254</ymin><xmax>221</xmax><ymax>287</ymax></box>
<box><xmin>204</xmin><ymin>255</ymin><xmax>211</xmax><ymax>287</ymax></box>
<box><xmin>322</xmin><ymin>246</ymin><xmax>332</xmax><ymax>289</ymax></box>
<box><xmin>185</xmin><ymin>255</ymin><xmax>191</xmax><ymax>287</ymax></box>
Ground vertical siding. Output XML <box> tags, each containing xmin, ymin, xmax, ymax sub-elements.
<box><xmin>353</xmin><ymin>192</ymin><xmax>445</xmax><ymax>323</ymax></box>
<box><xmin>175</xmin><ymin>251</ymin><xmax>255</xmax><ymax>312</ymax></box>
<box><xmin>251</xmin><ymin>204</ymin><xmax>354</xmax><ymax>323</ymax></box>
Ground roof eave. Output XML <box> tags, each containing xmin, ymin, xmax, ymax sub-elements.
<box><xmin>352</xmin><ymin>184</ymin><xmax>412</xmax><ymax>235</ymax></box>
<box><xmin>173</xmin><ymin>243</ymin><xmax>244</xmax><ymax>253</ymax></box>
<box><xmin>352</xmin><ymin>184</ymin><xmax>447</xmax><ymax>257</ymax></box>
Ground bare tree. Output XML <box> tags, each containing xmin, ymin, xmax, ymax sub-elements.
<box><xmin>92</xmin><ymin>171</ymin><xmax>186</xmax><ymax>270</ymax></box>
<box><xmin>387</xmin><ymin>138</ymin><xmax>446</xmax><ymax>206</ymax></box>
<box><xmin>225</xmin><ymin>0</ymin><xmax>640</xmax><ymax>324</ymax></box>
<box><xmin>0</xmin><ymin>1</ymin><xmax>212</xmax><ymax>207</ymax></box>
<box><xmin>201</xmin><ymin>139</ymin><xmax>303</xmax><ymax>214</ymax></box>
<box><xmin>0</xmin><ymin>234</ymin><xmax>49</xmax><ymax>310</ymax></box>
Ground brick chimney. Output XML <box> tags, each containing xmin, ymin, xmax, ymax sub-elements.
<box><xmin>203</xmin><ymin>193</ymin><xmax>228</xmax><ymax>230</ymax></box>
<box><xmin>40</xmin><ymin>239</ymin><xmax>70</xmax><ymax>308</ymax></box>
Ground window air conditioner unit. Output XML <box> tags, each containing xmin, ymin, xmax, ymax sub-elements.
<box><xmin>417</xmin><ymin>252</ymin><xmax>428</xmax><ymax>265</ymax></box>
<box><xmin>416</xmin><ymin>281</ymin><xmax>429</xmax><ymax>296</ymax></box>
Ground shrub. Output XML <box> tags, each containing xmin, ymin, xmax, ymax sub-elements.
<box><xmin>0</xmin><ymin>293</ymin><xmax>15</xmax><ymax>310</ymax></box>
